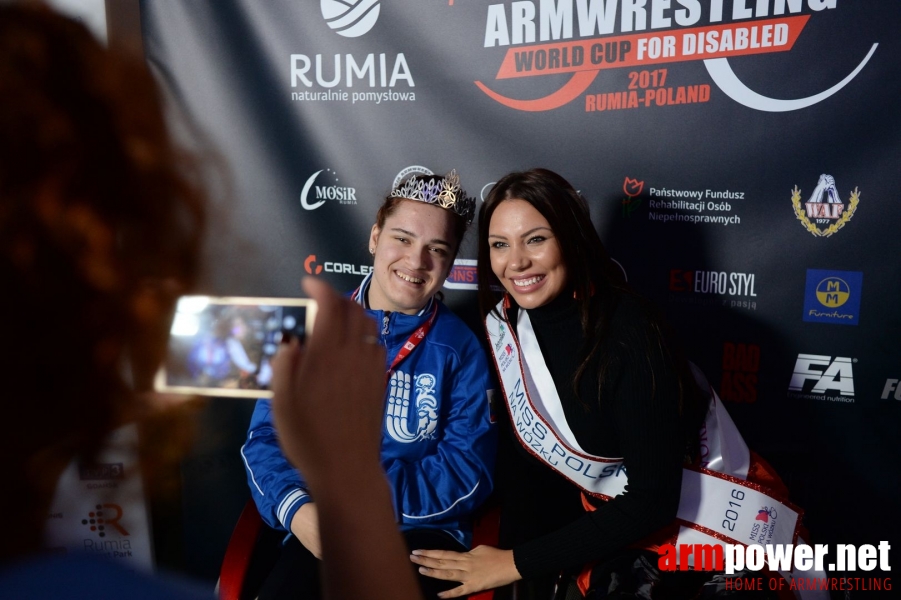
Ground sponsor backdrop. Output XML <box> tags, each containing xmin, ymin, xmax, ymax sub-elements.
<box><xmin>140</xmin><ymin>0</ymin><xmax>900</xmax><ymax>574</ymax></box>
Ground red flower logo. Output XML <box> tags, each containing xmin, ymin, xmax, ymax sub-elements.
<box><xmin>621</xmin><ymin>177</ymin><xmax>645</xmax><ymax>218</ymax></box>
<box><xmin>623</xmin><ymin>177</ymin><xmax>644</xmax><ymax>198</ymax></box>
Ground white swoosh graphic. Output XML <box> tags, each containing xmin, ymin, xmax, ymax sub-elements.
<box><xmin>300</xmin><ymin>170</ymin><xmax>326</xmax><ymax>210</ymax></box>
<box><xmin>704</xmin><ymin>43</ymin><xmax>878</xmax><ymax>113</ymax></box>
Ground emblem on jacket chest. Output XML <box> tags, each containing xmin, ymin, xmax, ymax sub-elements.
<box><xmin>386</xmin><ymin>371</ymin><xmax>439</xmax><ymax>443</ymax></box>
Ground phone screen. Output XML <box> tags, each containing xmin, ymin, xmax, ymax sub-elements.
<box><xmin>154</xmin><ymin>296</ymin><xmax>316</xmax><ymax>398</ymax></box>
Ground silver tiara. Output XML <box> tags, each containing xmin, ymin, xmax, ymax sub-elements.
<box><xmin>389</xmin><ymin>169</ymin><xmax>475</xmax><ymax>225</ymax></box>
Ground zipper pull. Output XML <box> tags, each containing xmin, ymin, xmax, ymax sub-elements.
<box><xmin>382</xmin><ymin>312</ymin><xmax>390</xmax><ymax>336</ymax></box>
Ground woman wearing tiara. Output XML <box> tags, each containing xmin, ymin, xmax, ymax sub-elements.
<box><xmin>242</xmin><ymin>171</ymin><xmax>497</xmax><ymax>599</ymax></box>
<box><xmin>411</xmin><ymin>169</ymin><xmax>807</xmax><ymax>600</ymax></box>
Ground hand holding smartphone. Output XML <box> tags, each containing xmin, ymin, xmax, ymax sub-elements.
<box><xmin>154</xmin><ymin>296</ymin><xmax>317</xmax><ymax>398</ymax></box>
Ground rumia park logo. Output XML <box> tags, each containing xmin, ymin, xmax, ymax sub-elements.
<box><xmin>472</xmin><ymin>1</ymin><xmax>878</xmax><ymax>112</ymax></box>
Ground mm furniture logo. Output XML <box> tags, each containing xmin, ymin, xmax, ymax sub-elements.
<box><xmin>802</xmin><ymin>269</ymin><xmax>862</xmax><ymax>326</ymax></box>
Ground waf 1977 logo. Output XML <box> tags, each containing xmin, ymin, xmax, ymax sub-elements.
<box><xmin>791</xmin><ymin>174</ymin><xmax>860</xmax><ymax>237</ymax></box>
<box><xmin>474</xmin><ymin>1</ymin><xmax>877</xmax><ymax>112</ymax></box>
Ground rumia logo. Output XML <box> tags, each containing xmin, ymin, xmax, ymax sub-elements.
<box><xmin>622</xmin><ymin>177</ymin><xmax>644</xmax><ymax>217</ymax></box>
<box><xmin>321</xmin><ymin>0</ymin><xmax>380</xmax><ymax>38</ymax></box>
<box><xmin>475</xmin><ymin>1</ymin><xmax>877</xmax><ymax>112</ymax></box>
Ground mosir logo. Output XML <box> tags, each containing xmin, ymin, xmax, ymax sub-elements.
<box><xmin>788</xmin><ymin>354</ymin><xmax>855</xmax><ymax>402</ymax></box>
<box><xmin>321</xmin><ymin>0</ymin><xmax>381</xmax><ymax>38</ymax></box>
<box><xmin>300</xmin><ymin>169</ymin><xmax>358</xmax><ymax>210</ymax></box>
<box><xmin>476</xmin><ymin>1</ymin><xmax>877</xmax><ymax>112</ymax></box>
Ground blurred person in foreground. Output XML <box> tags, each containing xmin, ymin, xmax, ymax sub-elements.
<box><xmin>0</xmin><ymin>5</ymin><xmax>421</xmax><ymax>599</ymax></box>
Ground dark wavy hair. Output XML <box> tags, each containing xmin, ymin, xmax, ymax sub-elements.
<box><xmin>477</xmin><ymin>169</ymin><xmax>701</xmax><ymax>424</ymax></box>
<box><xmin>0</xmin><ymin>5</ymin><xmax>205</xmax><ymax>561</ymax></box>
<box><xmin>477</xmin><ymin>169</ymin><xmax>628</xmax><ymax>401</ymax></box>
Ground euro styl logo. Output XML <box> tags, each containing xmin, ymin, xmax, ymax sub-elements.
<box><xmin>475</xmin><ymin>1</ymin><xmax>877</xmax><ymax>112</ymax></box>
<box><xmin>321</xmin><ymin>0</ymin><xmax>380</xmax><ymax>38</ymax></box>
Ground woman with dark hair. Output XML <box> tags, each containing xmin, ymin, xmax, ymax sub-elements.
<box><xmin>411</xmin><ymin>169</ymin><xmax>801</xmax><ymax>599</ymax></box>
<box><xmin>242</xmin><ymin>171</ymin><xmax>497</xmax><ymax>600</ymax></box>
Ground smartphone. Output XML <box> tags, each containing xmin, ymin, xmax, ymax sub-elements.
<box><xmin>154</xmin><ymin>296</ymin><xmax>317</xmax><ymax>398</ymax></box>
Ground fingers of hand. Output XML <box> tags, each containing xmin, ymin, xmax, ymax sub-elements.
<box><xmin>409</xmin><ymin>550</ymin><xmax>469</xmax><ymax>576</ymax></box>
<box><xmin>437</xmin><ymin>585</ymin><xmax>470</xmax><ymax>599</ymax></box>
<box><xmin>301</xmin><ymin>276</ymin><xmax>346</xmax><ymax>344</ymax></box>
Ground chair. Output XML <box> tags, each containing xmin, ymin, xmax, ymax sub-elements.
<box><xmin>217</xmin><ymin>500</ymin><xmax>283</xmax><ymax>600</ymax></box>
<box><xmin>218</xmin><ymin>500</ymin><xmax>502</xmax><ymax>600</ymax></box>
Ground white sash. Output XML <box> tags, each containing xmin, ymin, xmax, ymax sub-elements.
<box><xmin>487</xmin><ymin>300</ymin><xmax>827</xmax><ymax>597</ymax></box>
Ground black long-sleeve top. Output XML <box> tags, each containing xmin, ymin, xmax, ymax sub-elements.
<box><xmin>496</xmin><ymin>291</ymin><xmax>699</xmax><ymax>580</ymax></box>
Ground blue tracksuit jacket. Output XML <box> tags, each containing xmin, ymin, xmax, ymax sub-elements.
<box><xmin>241</xmin><ymin>295</ymin><xmax>497</xmax><ymax>546</ymax></box>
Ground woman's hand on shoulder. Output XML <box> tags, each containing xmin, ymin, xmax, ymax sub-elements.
<box><xmin>410</xmin><ymin>545</ymin><xmax>521</xmax><ymax>598</ymax></box>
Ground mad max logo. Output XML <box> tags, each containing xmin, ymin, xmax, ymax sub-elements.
<box><xmin>475</xmin><ymin>1</ymin><xmax>877</xmax><ymax>112</ymax></box>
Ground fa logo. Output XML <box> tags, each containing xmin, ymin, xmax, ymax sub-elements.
<box><xmin>788</xmin><ymin>354</ymin><xmax>854</xmax><ymax>397</ymax></box>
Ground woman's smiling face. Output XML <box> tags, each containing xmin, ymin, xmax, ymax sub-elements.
<box><xmin>488</xmin><ymin>199</ymin><xmax>567</xmax><ymax>309</ymax></box>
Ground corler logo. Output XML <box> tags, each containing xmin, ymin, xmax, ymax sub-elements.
<box><xmin>787</xmin><ymin>354</ymin><xmax>855</xmax><ymax>401</ymax></box>
<box><xmin>321</xmin><ymin>0</ymin><xmax>381</xmax><ymax>38</ymax></box>
<box><xmin>802</xmin><ymin>269</ymin><xmax>862</xmax><ymax>325</ymax></box>
<box><xmin>300</xmin><ymin>169</ymin><xmax>358</xmax><ymax>210</ymax></box>
<box><xmin>445</xmin><ymin>258</ymin><xmax>478</xmax><ymax>291</ymax></box>
<box><xmin>791</xmin><ymin>174</ymin><xmax>860</xmax><ymax>237</ymax></box>
<box><xmin>304</xmin><ymin>254</ymin><xmax>372</xmax><ymax>277</ymax></box>
<box><xmin>473</xmin><ymin>1</ymin><xmax>877</xmax><ymax>112</ymax></box>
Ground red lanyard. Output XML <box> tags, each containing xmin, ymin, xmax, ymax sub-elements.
<box><xmin>350</xmin><ymin>283</ymin><xmax>438</xmax><ymax>385</ymax></box>
<box><xmin>384</xmin><ymin>300</ymin><xmax>438</xmax><ymax>386</ymax></box>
